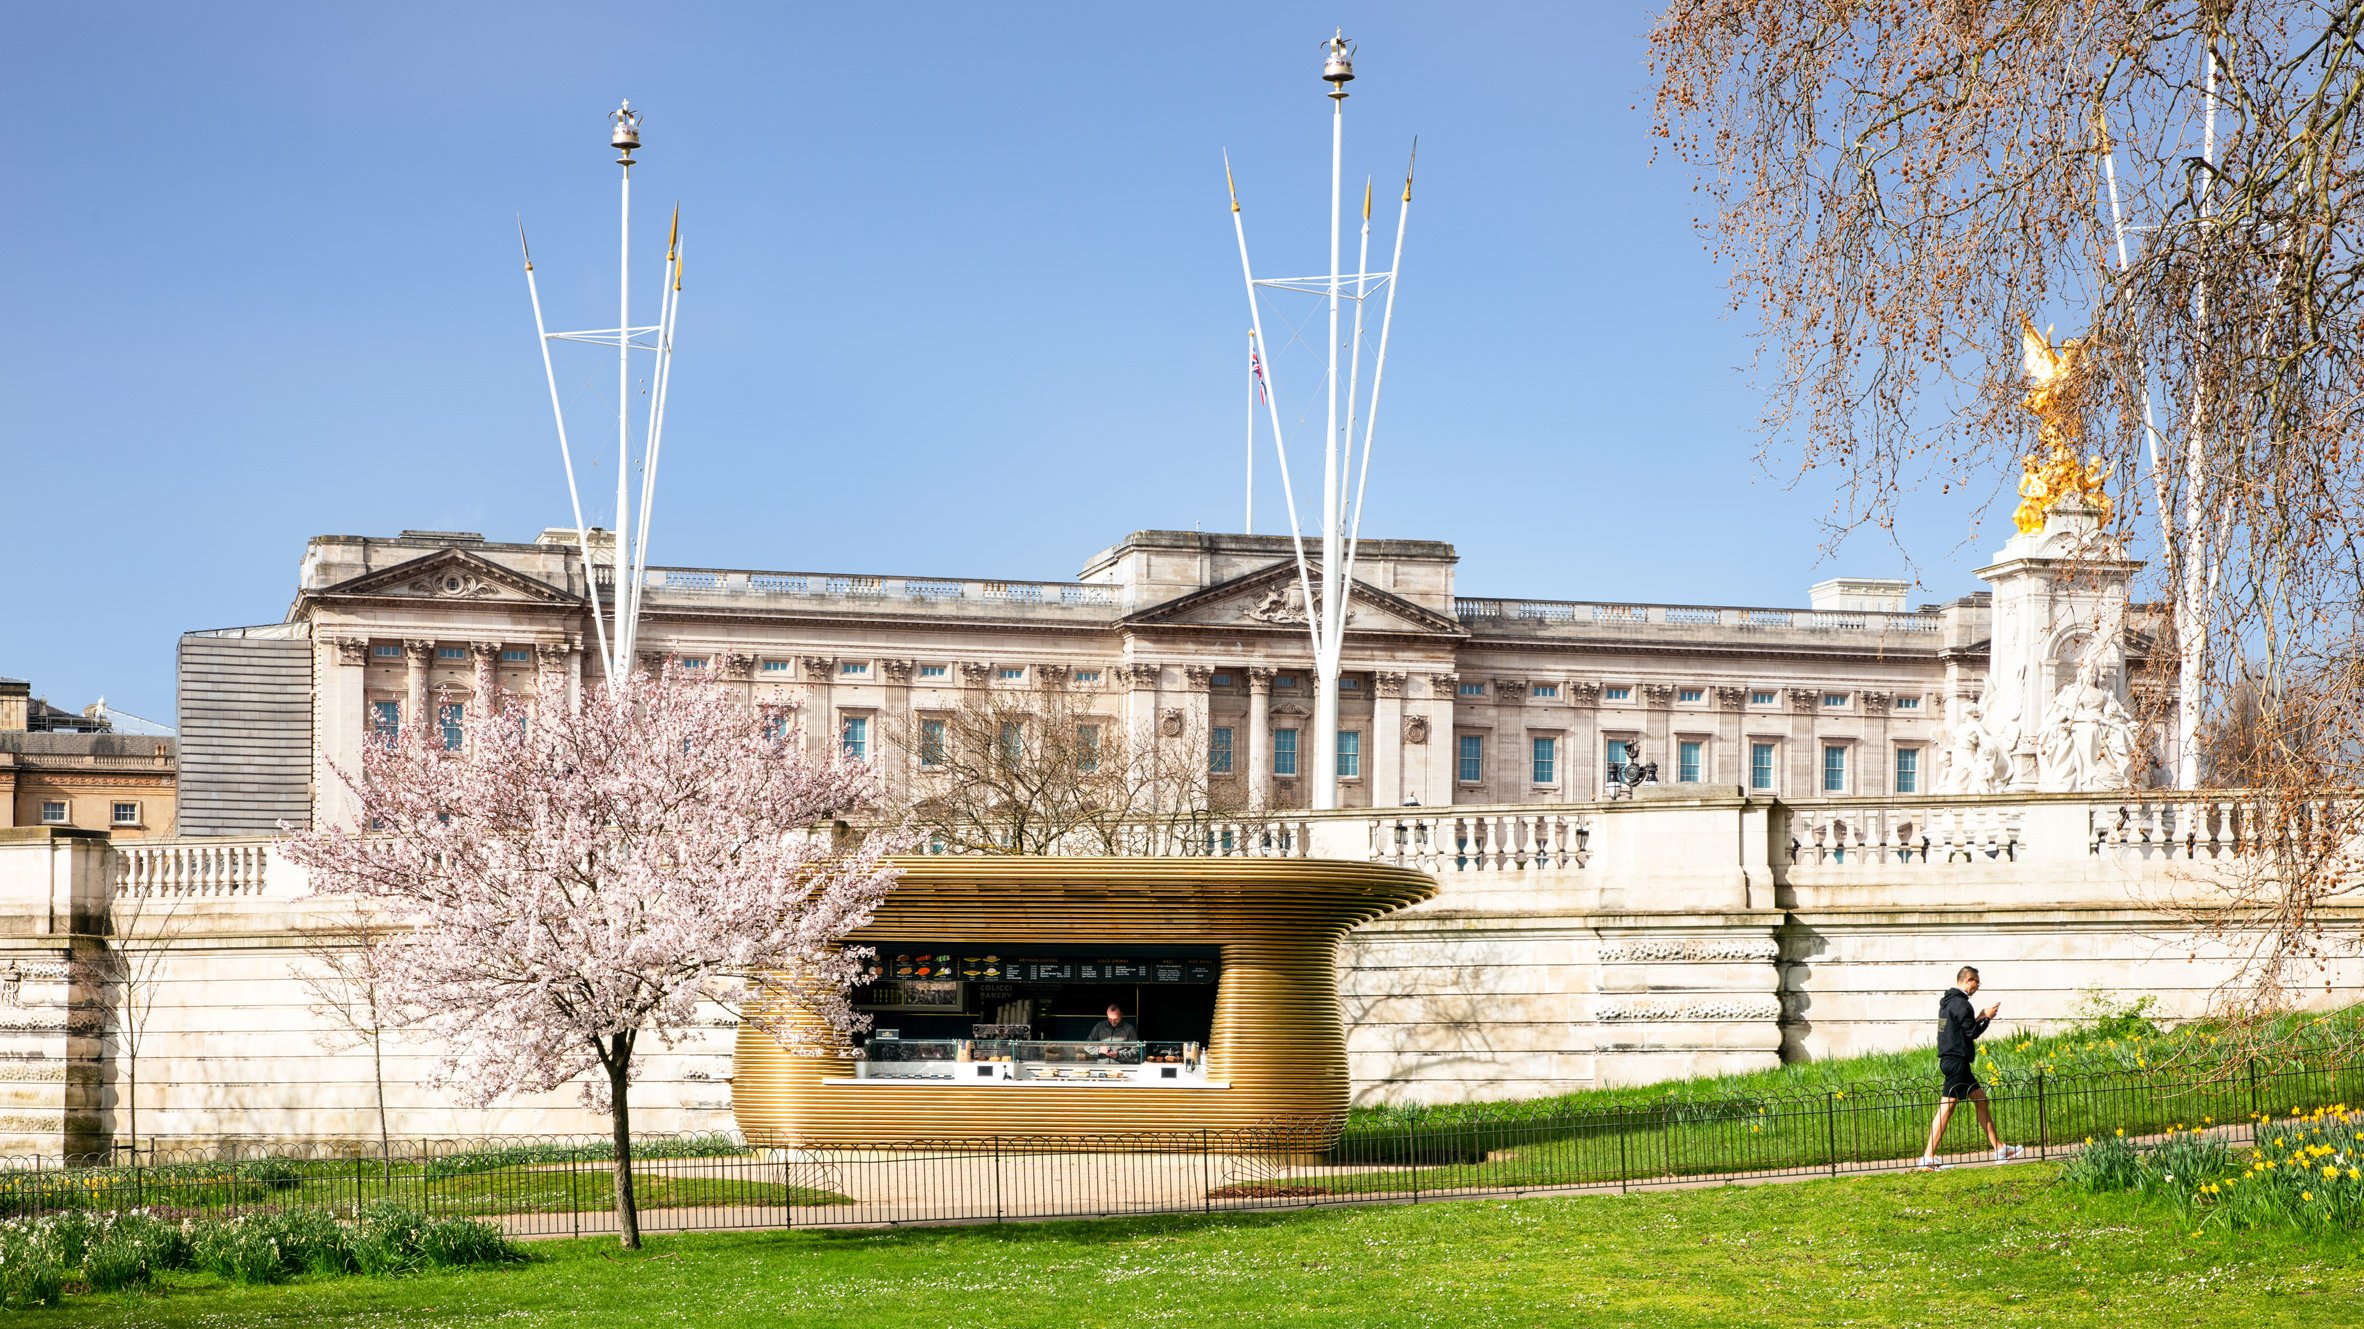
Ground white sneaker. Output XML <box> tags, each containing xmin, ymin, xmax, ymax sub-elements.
<box><xmin>1915</xmin><ymin>1157</ymin><xmax>1947</xmax><ymax>1172</ymax></box>
<box><xmin>1994</xmin><ymin>1144</ymin><xmax>2026</xmax><ymax>1163</ymax></box>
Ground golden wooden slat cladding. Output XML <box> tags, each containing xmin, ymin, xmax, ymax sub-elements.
<box><xmin>732</xmin><ymin>856</ymin><xmax>1435</xmax><ymax>1146</ymax></box>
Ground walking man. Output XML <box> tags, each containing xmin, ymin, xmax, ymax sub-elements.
<box><xmin>1917</xmin><ymin>965</ymin><xmax>2024</xmax><ymax>1169</ymax></box>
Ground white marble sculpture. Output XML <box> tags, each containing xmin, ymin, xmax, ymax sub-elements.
<box><xmin>2035</xmin><ymin>651</ymin><xmax>2139</xmax><ymax>792</ymax></box>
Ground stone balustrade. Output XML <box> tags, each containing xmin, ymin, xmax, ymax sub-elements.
<box><xmin>115</xmin><ymin>838</ymin><xmax>276</xmax><ymax>898</ymax></box>
<box><xmin>638</xmin><ymin>567</ymin><xmax>1124</xmax><ymax>614</ymax></box>
<box><xmin>1455</xmin><ymin>597</ymin><xmax>1940</xmax><ymax>636</ymax></box>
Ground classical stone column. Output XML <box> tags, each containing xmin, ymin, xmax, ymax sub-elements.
<box><xmin>534</xmin><ymin>642</ymin><xmax>570</xmax><ymax>711</ymax></box>
<box><xmin>1425</xmin><ymin>671</ymin><xmax>1458</xmax><ymax>805</ymax></box>
<box><xmin>1372</xmin><ymin>671</ymin><xmax>1405</xmax><ymax>807</ymax></box>
<box><xmin>1181</xmin><ymin>665</ymin><xmax>1214</xmax><ymax>776</ymax></box>
<box><xmin>402</xmin><ymin>640</ymin><xmax>433</xmax><ymax>728</ymax></box>
<box><xmin>804</xmin><ymin>656</ymin><xmax>837</xmax><ymax>760</ymax></box>
<box><xmin>1116</xmin><ymin>662</ymin><xmax>1160</xmax><ymax>742</ymax></box>
<box><xmin>1714</xmin><ymin>686</ymin><xmax>1749</xmax><ymax>786</ymax></box>
<box><xmin>1245</xmin><ymin>667</ymin><xmax>1275</xmax><ymax>809</ymax></box>
<box><xmin>1787</xmin><ymin>688</ymin><xmax>1821</xmax><ymax>794</ymax></box>
<box><xmin>1567</xmin><ymin>681</ymin><xmax>1602</xmax><ymax>797</ymax></box>
<box><xmin>1861</xmin><ymin>691</ymin><xmax>1893</xmax><ymax>794</ymax></box>
<box><xmin>468</xmin><ymin>641</ymin><xmax>501</xmax><ymax>723</ymax></box>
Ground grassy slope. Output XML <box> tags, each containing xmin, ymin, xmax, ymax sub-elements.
<box><xmin>23</xmin><ymin>1167</ymin><xmax>2364</xmax><ymax>1328</ymax></box>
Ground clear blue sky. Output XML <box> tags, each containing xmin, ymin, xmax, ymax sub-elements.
<box><xmin>2</xmin><ymin>3</ymin><xmax>2007</xmax><ymax>723</ymax></box>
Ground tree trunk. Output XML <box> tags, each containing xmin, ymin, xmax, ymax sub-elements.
<box><xmin>126</xmin><ymin>1048</ymin><xmax>138</xmax><ymax>1154</ymax></box>
<box><xmin>607</xmin><ymin>1033</ymin><xmax>641</xmax><ymax>1249</ymax></box>
<box><xmin>373</xmin><ymin>1035</ymin><xmax>392</xmax><ymax>1186</ymax></box>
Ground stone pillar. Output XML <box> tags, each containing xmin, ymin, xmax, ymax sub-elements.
<box><xmin>804</xmin><ymin>657</ymin><xmax>837</xmax><ymax>760</ymax></box>
<box><xmin>534</xmin><ymin>643</ymin><xmax>570</xmax><ymax>711</ymax></box>
<box><xmin>1181</xmin><ymin>666</ymin><xmax>1214</xmax><ymax>775</ymax></box>
<box><xmin>1116</xmin><ymin>662</ymin><xmax>1159</xmax><ymax>741</ymax></box>
<box><xmin>1567</xmin><ymin>682</ymin><xmax>1602</xmax><ymax>797</ymax></box>
<box><xmin>402</xmin><ymin>640</ymin><xmax>433</xmax><ymax>728</ymax></box>
<box><xmin>1246</xmin><ymin>667</ymin><xmax>1275</xmax><ymax>810</ymax></box>
<box><xmin>1424</xmin><ymin>671</ymin><xmax>1458</xmax><ymax>805</ymax></box>
<box><xmin>1494</xmin><ymin>678</ymin><xmax>1527</xmax><ymax>801</ymax></box>
<box><xmin>1371</xmin><ymin>671</ymin><xmax>1405</xmax><ymax>807</ymax></box>
<box><xmin>0</xmin><ymin>828</ymin><xmax>115</xmax><ymax>1157</ymax></box>
<box><xmin>1861</xmin><ymin>691</ymin><xmax>1893</xmax><ymax>794</ymax></box>
<box><xmin>468</xmin><ymin>641</ymin><xmax>500</xmax><ymax>724</ymax></box>
<box><xmin>1714</xmin><ymin>686</ymin><xmax>1748</xmax><ymax>785</ymax></box>
<box><xmin>1787</xmin><ymin>688</ymin><xmax>1820</xmax><ymax>794</ymax></box>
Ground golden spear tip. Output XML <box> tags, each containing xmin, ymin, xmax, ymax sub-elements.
<box><xmin>517</xmin><ymin>215</ymin><xmax>533</xmax><ymax>270</ymax></box>
<box><xmin>1364</xmin><ymin>177</ymin><xmax>1373</xmax><ymax>220</ymax></box>
<box><xmin>668</xmin><ymin>204</ymin><xmax>680</xmax><ymax>259</ymax></box>
<box><xmin>1224</xmin><ymin>149</ymin><xmax>1240</xmax><ymax>213</ymax></box>
<box><xmin>1403</xmin><ymin>136</ymin><xmax>1418</xmax><ymax>202</ymax></box>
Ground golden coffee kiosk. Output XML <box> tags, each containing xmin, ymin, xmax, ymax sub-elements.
<box><xmin>732</xmin><ymin>857</ymin><xmax>1435</xmax><ymax>1145</ymax></box>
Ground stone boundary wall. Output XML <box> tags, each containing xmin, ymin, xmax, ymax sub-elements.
<box><xmin>5</xmin><ymin>792</ymin><xmax>2362</xmax><ymax>1151</ymax></box>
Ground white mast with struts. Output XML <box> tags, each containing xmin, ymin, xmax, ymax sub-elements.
<box><xmin>1227</xmin><ymin>33</ymin><xmax>1416</xmax><ymax>809</ymax></box>
<box><xmin>517</xmin><ymin>100</ymin><xmax>684</xmax><ymax>685</ymax></box>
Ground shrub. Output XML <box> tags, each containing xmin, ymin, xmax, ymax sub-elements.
<box><xmin>347</xmin><ymin>1200</ymin><xmax>517</xmax><ymax>1274</ymax></box>
<box><xmin>0</xmin><ymin>1239</ymin><xmax>67</xmax><ymax>1309</ymax></box>
<box><xmin>80</xmin><ymin>1213</ymin><xmax>188</xmax><ymax>1292</ymax></box>
<box><xmin>190</xmin><ymin>1215</ymin><xmax>296</xmax><ymax>1285</ymax></box>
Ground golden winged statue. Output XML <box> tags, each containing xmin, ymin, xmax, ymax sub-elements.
<box><xmin>2012</xmin><ymin>312</ymin><xmax>2112</xmax><ymax>534</ymax></box>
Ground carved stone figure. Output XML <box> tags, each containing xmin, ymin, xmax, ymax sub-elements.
<box><xmin>1935</xmin><ymin>696</ymin><xmax>2004</xmax><ymax>794</ymax></box>
<box><xmin>1402</xmin><ymin>714</ymin><xmax>1430</xmax><ymax>745</ymax></box>
<box><xmin>2034</xmin><ymin>651</ymin><xmax>2139</xmax><ymax>792</ymax></box>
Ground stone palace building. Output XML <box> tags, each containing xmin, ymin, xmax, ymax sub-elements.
<box><xmin>176</xmin><ymin>523</ymin><xmax>2159</xmax><ymax>834</ymax></box>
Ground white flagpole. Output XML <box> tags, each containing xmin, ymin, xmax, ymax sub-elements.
<box><xmin>612</xmin><ymin>108</ymin><xmax>637</xmax><ymax>670</ymax></box>
<box><xmin>1226</xmin><ymin>153</ymin><xmax>1325</xmax><ymax>638</ymax></box>
<box><xmin>520</xmin><ymin>221</ymin><xmax>613</xmax><ymax>681</ymax></box>
<box><xmin>1341</xmin><ymin>143</ymin><xmax>1414</xmax><ymax>601</ymax></box>
<box><xmin>628</xmin><ymin>210</ymin><xmax>681</xmax><ymax>654</ymax></box>
<box><xmin>1312</xmin><ymin>34</ymin><xmax>1351</xmax><ymax>811</ymax></box>
<box><xmin>1245</xmin><ymin>329</ymin><xmax>1257</xmax><ymax>534</ymax></box>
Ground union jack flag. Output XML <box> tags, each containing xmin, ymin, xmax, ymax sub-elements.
<box><xmin>1249</xmin><ymin>345</ymin><xmax>1268</xmax><ymax>404</ymax></box>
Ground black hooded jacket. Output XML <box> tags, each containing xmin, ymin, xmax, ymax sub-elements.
<box><xmin>1936</xmin><ymin>988</ymin><xmax>1990</xmax><ymax>1060</ymax></box>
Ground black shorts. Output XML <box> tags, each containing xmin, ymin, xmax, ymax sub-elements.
<box><xmin>1939</xmin><ymin>1056</ymin><xmax>1980</xmax><ymax>1100</ymax></box>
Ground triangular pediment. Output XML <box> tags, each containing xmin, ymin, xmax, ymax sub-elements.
<box><xmin>1126</xmin><ymin>561</ymin><xmax>1465</xmax><ymax>638</ymax></box>
<box><xmin>312</xmin><ymin>549</ymin><xmax>578</xmax><ymax>606</ymax></box>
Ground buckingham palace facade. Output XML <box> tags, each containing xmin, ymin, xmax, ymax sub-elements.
<box><xmin>177</xmin><ymin>525</ymin><xmax>2080</xmax><ymax>834</ymax></box>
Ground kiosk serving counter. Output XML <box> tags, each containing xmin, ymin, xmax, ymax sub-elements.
<box><xmin>731</xmin><ymin>857</ymin><xmax>1435</xmax><ymax>1146</ymax></box>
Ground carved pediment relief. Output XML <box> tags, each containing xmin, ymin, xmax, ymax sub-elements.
<box><xmin>312</xmin><ymin>549</ymin><xmax>576</xmax><ymax>607</ymax></box>
<box><xmin>1126</xmin><ymin>561</ymin><xmax>1464</xmax><ymax>638</ymax></box>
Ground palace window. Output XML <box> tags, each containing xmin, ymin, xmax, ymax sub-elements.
<box><xmin>1340</xmin><ymin>678</ymin><xmax>1361</xmax><ymax>691</ymax></box>
<box><xmin>1750</xmin><ymin>742</ymin><xmax>1775</xmax><ymax>791</ymax></box>
<box><xmin>1750</xmin><ymin>690</ymin><xmax>1776</xmax><ymax>706</ymax></box>
<box><xmin>1679</xmin><ymin>688</ymin><xmax>1705</xmax><ymax>704</ymax></box>
<box><xmin>997</xmin><ymin>721</ymin><xmax>1023</xmax><ymax>764</ymax></box>
<box><xmin>1076</xmin><ymin>724</ymin><xmax>1101</xmax><ymax>772</ymax></box>
<box><xmin>919</xmin><ymin>664</ymin><xmax>948</xmax><ymax>678</ymax></box>
<box><xmin>438</xmin><ymin>703</ymin><xmax>465</xmax><ymax>750</ymax></box>
<box><xmin>763</xmin><ymin>712</ymin><xmax>793</xmax><ymax>743</ymax></box>
<box><xmin>841</xmin><ymin>715</ymin><xmax>869</xmax><ymax>761</ymax></box>
<box><xmin>1459</xmin><ymin>682</ymin><xmax>1486</xmax><ymax>697</ymax></box>
<box><xmin>1274</xmin><ymin>729</ymin><xmax>1299</xmax><ymax>777</ymax></box>
<box><xmin>919</xmin><ymin>718</ymin><xmax>946</xmax><ymax>766</ymax></box>
<box><xmin>112</xmin><ymin>802</ymin><xmax>139</xmax><ymax>827</ymax></box>
<box><xmin>1074</xmin><ymin>670</ymin><xmax>1101</xmax><ymax>683</ymax></box>
<box><xmin>40</xmin><ymin>801</ymin><xmax>67</xmax><ymax>824</ymax></box>
<box><xmin>1679</xmin><ymin>741</ymin><xmax>1703</xmax><ymax>783</ymax></box>
<box><xmin>1894</xmin><ymin>747</ymin><xmax>1920</xmax><ymax>794</ymax></box>
<box><xmin>1532</xmin><ymin>736</ymin><xmax>1557</xmax><ymax>785</ymax></box>
<box><xmin>370</xmin><ymin>700</ymin><xmax>400</xmax><ymax>737</ymax></box>
<box><xmin>1896</xmin><ymin>696</ymin><xmax>1922</xmax><ymax>710</ymax></box>
<box><xmin>435</xmin><ymin>646</ymin><xmax>466</xmax><ymax>661</ymax></box>
<box><xmin>1458</xmin><ymin>734</ymin><xmax>1485</xmax><ymax>783</ymax></box>
<box><xmin>500</xmin><ymin>648</ymin><xmax>531</xmax><ymax>663</ymax></box>
<box><xmin>1337</xmin><ymin>731</ymin><xmax>1362</xmax><ymax>780</ymax></box>
<box><xmin>680</xmin><ymin>657</ymin><xmax>708</xmax><ymax>670</ymax></box>
<box><xmin>1823</xmin><ymin>744</ymin><xmax>1848</xmax><ymax>793</ymax></box>
<box><xmin>840</xmin><ymin>662</ymin><xmax>868</xmax><ymax>676</ymax></box>
<box><xmin>763</xmin><ymin>660</ymin><xmax>792</xmax><ymax>673</ymax></box>
<box><xmin>1604</xmin><ymin>686</ymin><xmax>1632</xmax><ymax>702</ymax></box>
<box><xmin>1605</xmin><ymin>738</ymin><xmax>1631</xmax><ymax>785</ymax></box>
<box><xmin>1822</xmin><ymin>692</ymin><xmax>1849</xmax><ymax>708</ymax></box>
<box><xmin>1211</xmin><ymin>673</ymin><xmax>1233</xmax><ymax>688</ymax></box>
<box><xmin>372</xmin><ymin>644</ymin><xmax>401</xmax><ymax>659</ymax></box>
<box><xmin>1532</xmin><ymin>683</ymin><xmax>1559</xmax><ymax>699</ymax></box>
<box><xmin>998</xmin><ymin>667</ymin><xmax>1026</xmax><ymax>681</ymax></box>
<box><xmin>1209</xmin><ymin>727</ymin><xmax>1235</xmax><ymax>775</ymax></box>
<box><xmin>1275</xmin><ymin>676</ymin><xmax>1299</xmax><ymax>689</ymax></box>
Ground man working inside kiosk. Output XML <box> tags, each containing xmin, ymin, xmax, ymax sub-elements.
<box><xmin>1086</xmin><ymin>1002</ymin><xmax>1137</xmax><ymax>1053</ymax></box>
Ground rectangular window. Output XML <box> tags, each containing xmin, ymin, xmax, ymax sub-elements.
<box><xmin>1532</xmin><ymin>683</ymin><xmax>1559</xmax><ymax>698</ymax></box>
<box><xmin>998</xmin><ymin>667</ymin><xmax>1026</xmax><ymax>681</ymax></box>
<box><xmin>762</xmin><ymin>712</ymin><xmax>792</xmax><ymax>742</ymax></box>
<box><xmin>435</xmin><ymin>646</ymin><xmax>466</xmax><ymax>661</ymax></box>
<box><xmin>1822</xmin><ymin>692</ymin><xmax>1849</xmax><ymax>708</ymax></box>
<box><xmin>1211</xmin><ymin>672</ymin><xmax>1233</xmax><ymax>688</ymax></box>
<box><xmin>1339</xmin><ymin>677</ymin><xmax>1361</xmax><ymax>691</ymax></box>
<box><xmin>1076</xmin><ymin>724</ymin><xmax>1101</xmax><ymax>772</ymax></box>
<box><xmin>839</xmin><ymin>662</ymin><xmax>868</xmax><ymax>676</ymax></box>
<box><xmin>919</xmin><ymin>718</ymin><xmax>946</xmax><ymax>766</ymax></box>
<box><xmin>1458</xmin><ymin>682</ymin><xmax>1486</xmax><ymax>697</ymax></box>
<box><xmin>1275</xmin><ymin>676</ymin><xmax>1299</xmax><ymax>689</ymax></box>
<box><xmin>918</xmin><ymin>664</ymin><xmax>948</xmax><ymax>678</ymax></box>
<box><xmin>998</xmin><ymin>721</ymin><xmax>1023</xmax><ymax>764</ymax></box>
<box><xmin>1679</xmin><ymin>688</ymin><xmax>1705</xmax><ymax>704</ymax></box>
<box><xmin>1896</xmin><ymin>695</ymin><xmax>1921</xmax><ymax>710</ymax></box>
<box><xmin>112</xmin><ymin>802</ymin><xmax>139</xmax><ymax>827</ymax></box>
<box><xmin>1337</xmin><ymin>731</ymin><xmax>1362</xmax><ymax>779</ymax></box>
<box><xmin>1532</xmin><ymin>736</ymin><xmax>1557</xmax><ymax>785</ymax></box>
<box><xmin>40</xmin><ymin>800</ymin><xmax>67</xmax><ymax>824</ymax></box>
<box><xmin>841</xmin><ymin>715</ymin><xmax>869</xmax><ymax>761</ymax></box>
<box><xmin>1209</xmin><ymin>726</ymin><xmax>1235</xmax><ymax>774</ymax></box>
<box><xmin>1273</xmin><ymin>729</ymin><xmax>1299</xmax><ymax>777</ymax></box>
<box><xmin>371</xmin><ymin>643</ymin><xmax>401</xmax><ymax>659</ymax></box>
<box><xmin>1457</xmin><ymin>734</ymin><xmax>1485</xmax><ymax>783</ymax></box>
<box><xmin>763</xmin><ymin>660</ymin><xmax>792</xmax><ymax>673</ymax></box>
<box><xmin>1750</xmin><ymin>742</ymin><xmax>1775</xmax><ymax>791</ymax></box>
<box><xmin>1074</xmin><ymin>670</ymin><xmax>1101</xmax><ymax>683</ymax></box>
<box><xmin>1604</xmin><ymin>686</ymin><xmax>1632</xmax><ymax>701</ymax></box>
<box><xmin>1679</xmin><ymin>740</ymin><xmax>1703</xmax><ymax>783</ymax></box>
<box><xmin>1750</xmin><ymin>690</ymin><xmax>1776</xmax><ymax>706</ymax></box>
<box><xmin>370</xmin><ymin>700</ymin><xmax>401</xmax><ymax>737</ymax></box>
<box><xmin>1823</xmin><ymin>744</ymin><xmax>1848</xmax><ymax>793</ymax></box>
<box><xmin>500</xmin><ymin>648</ymin><xmax>531</xmax><ymax>663</ymax></box>
<box><xmin>674</xmin><ymin>657</ymin><xmax>705</xmax><ymax>670</ymax></box>
<box><xmin>1605</xmin><ymin>738</ymin><xmax>1631</xmax><ymax>786</ymax></box>
<box><xmin>438</xmin><ymin>702</ymin><xmax>465</xmax><ymax>750</ymax></box>
<box><xmin>1894</xmin><ymin>747</ymin><xmax>1920</xmax><ymax>794</ymax></box>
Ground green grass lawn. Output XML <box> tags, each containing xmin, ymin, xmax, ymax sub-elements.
<box><xmin>2</xmin><ymin>1160</ymin><xmax>844</xmax><ymax>1220</ymax></box>
<box><xmin>18</xmin><ymin>1166</ymin><xmax>2364</xmax><ymax>1327</ymax></box>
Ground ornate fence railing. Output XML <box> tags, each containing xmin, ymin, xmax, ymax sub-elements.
<box><xmin>5</xmin><ymin>1056</ymin><xmax>2355</xmax><ymax>1235</ymax></box>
